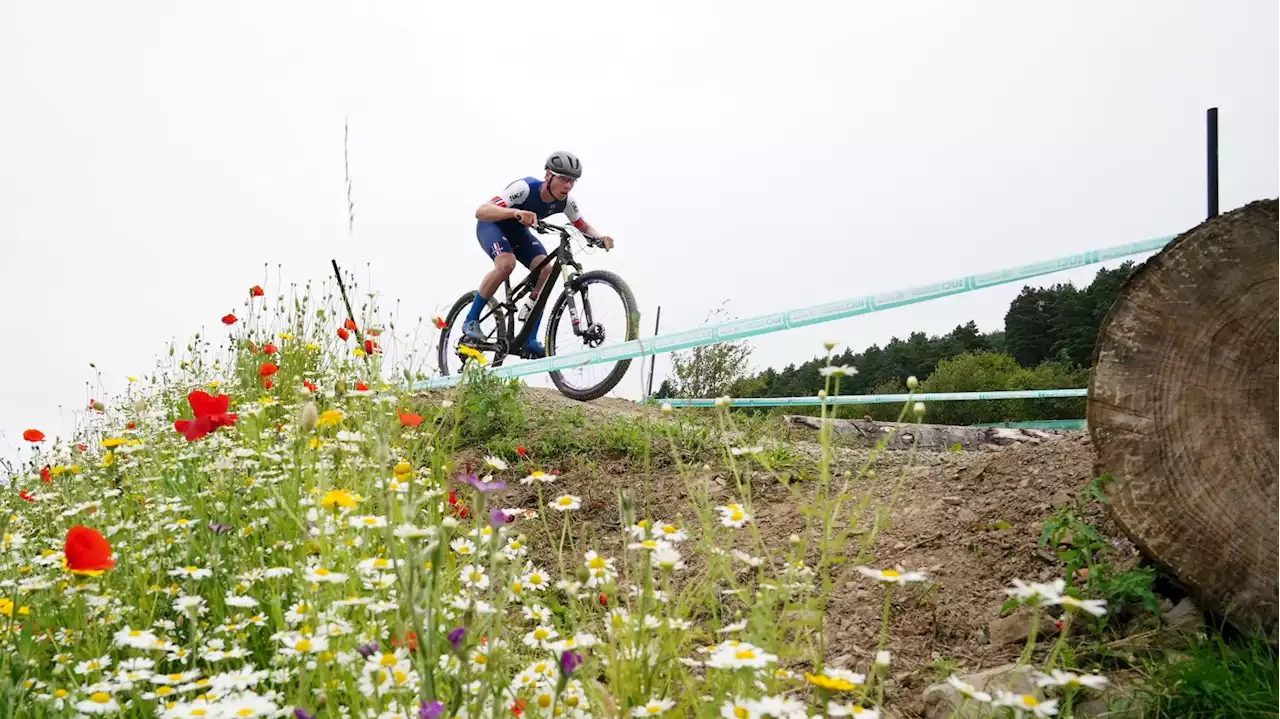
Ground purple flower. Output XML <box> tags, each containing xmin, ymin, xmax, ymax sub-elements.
<box><xmin>207</xmin><ymin>522</ymin><xmax>233</xmax><ymax>534</ymax></box>
<box><xmin>560</xmin><ymin>649</ymin><xmax>583</xmax><ymax>676</ymax></box>
<box><xmin>419</xmin><ymin>700</ymin><xmax>445</xmax><ymax>719</ymax></box>
<box><xmin>294</xmin><ymin>710</ymin><xmax>315</xmax><ymax>719</ymax></box>
<box><xmin>459</xmin><ymin>473</ymin><xmax>506</xmax><ymax>493</ymax></box>
<box><xmin>356</xmin><ymin>642</ymin><xmax>379</xmax><ymax>658</ymax></box>
<box><xmin>447</xmin><ymin>626</ymin><xmax>466</xmax><ymax>651</ymax></box>
<box><xmin>488</xmin><ymin>508</ymin><xmax>509</xmax><ymax>528</ymax></box>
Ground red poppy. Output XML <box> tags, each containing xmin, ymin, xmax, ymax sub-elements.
<box><xmin>355</xmin><ymin>382</ymin><xmax>368</xmax><ymax>392</ymax></box>
<box><xmin>364</xmin><ymin>339</ymin><xmax>380</xmax><ymax>355</ymax></box>
<box><xmin>259</xmin><ymin>363</ymin><xmax>278</xmax><ymax>378</ymax></box>
<box><xmin>516</xmin><ymin>446</ymin><xmax>527</xmax><ymax>458</ymax></box>
<box><xmin>222</xmin><ymin>314</ymin><xmax>237</xmax><ymax>325</ymax></box>
<box><xmin>397</xmin><ymin>409</ymin><xmax>423</xmax><ymax>428</ymax></box>
<box><xmin>18</xmin><ymin>491</ymin><xmax>35</xmax><ymax>502</ymax></box>
<box><xmin>344</xmin><ymin>318</ymin><xmax>358</xmax><ymax>332</ymax></box>
<box><xmin>173</xmin><ymin>390</ymin><xmax>238</xmax><ymax>441</ymax></box>
<box><xmin>390</xmin><ymin>631</ymin><xmax>418</xmax><ymax>651</ymax></box>
<box><xmin>510</xmin><ymin>698</ymin><xmax>526</xmax><ymax>717</ymax></box>
<box><xmin>40</xmin><ymin>466</ymin><xmax>51</xmax><ymax>483</ymax></box>
<box><xmin>126</xmin><ymin>422</ymin><xmax>136</xmax><ymax>430</ymax></box>
<box><xmin>599</xmin><ymin>593</ymin><xmax>608</xmax><ymax>607</ymax></box>
<box><xmin>263</xmin><ymin>378</ymin><xmax>273</xmax><ymax>390</ymax></box>
<box><xmin>262</xmin><ymin>343</ymin><xmax>277</xmax><ymax>355</ymax></box>
<box><xmin>75</xmin><ymin>443</ymin><xmax>87</xmax><ymax>452</ymax></box>
<box><xmin>303</xmin><ymin>380</ymin><xmax>317</xmax><ymax>393</ymax></box>
<box><xmin>250</xmin><ymin>285</ymin><xmax>265</xmax><ymax>297</ymax></box>
<box><xmin>433</xmin><ymin>316</ymin><xmax>447</xmax><ymax>330</ymax></box>
<box><xmin>22</xmin><ymin>429</ymin><xmax>44</xmax><ymax>443</ymax></box>
<box><xmin>64</xmin><ymin>525</ymin><xmax>115</xmax><ymax>574</ymax></box>
<box><xmin>337</xmin><ymin>328</ymin><xmax>350</xmax><ymax>341</ymax></box>
<box><xmin>367</xmin><ymin>328</ymin><xmax>381</xmax><ymax>337</ymax></box>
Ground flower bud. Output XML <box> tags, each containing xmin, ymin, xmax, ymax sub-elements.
<box><xmin>660</xmin><ymin>402</ymin><xmax>672</xmax><ymax>414</ymax></box>
<box><xmin>92</xmin><ymin>401</ymin><xmax>105</xmax><ymax>412</ymax></box>
<box><xmin>823</xmin><ymin>341</ymin><xmax>836</xmax><ymax>351</ymax></box>
<box><xmin>788</xmin><ymin>534</ymin><xmax>801</xmax><ymax>545</ymax></box>
<box><xmin>907</xmin><ymin>376</ymin><xmax>918</xmax><ymax>390</ymax></box>
<box><xmin>818</xmin><ymin>390</ymin><xmax>827</xmax><ymax>401</ymax></box>
<box><xmin>575</xmin><ymin>565</ymin><xmax>591</xmax><ymax>584</ymax></box>
<box><xmin>913</xmin><ymin>402</ymin><xmax>925</xmax><ymax>417</ymax></box>
<box><xmin>300</xmin><ymin>403</ymin><xmax>318</xmax><ymax>432</ymax></box>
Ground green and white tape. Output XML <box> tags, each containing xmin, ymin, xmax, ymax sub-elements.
<box><xmin>412</xmin><ymin>233</ymin><xmax>1173</xmax><ymax>391</ymax></box>
<box><xmin>657</xmin><ymin>388</ymin><xmax>1088</xmax><ymax>408</ymax></box>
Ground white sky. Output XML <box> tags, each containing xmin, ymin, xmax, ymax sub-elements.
<box><xmin>2</xmin><ymin>1</ymin><xmax>1276</xmax><ymax>465</ymax></box>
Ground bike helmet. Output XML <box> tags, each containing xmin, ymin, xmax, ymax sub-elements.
<box><xmin>545</xmin><ymin>150</ymin><xmax>582</xmax><ymax>179</ymax></box>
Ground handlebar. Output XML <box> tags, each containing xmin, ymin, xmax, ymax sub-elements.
<box><xmin>535</xmin><ymin>220</ymin><xmax>608</xmax><ymax>250</ymax></box>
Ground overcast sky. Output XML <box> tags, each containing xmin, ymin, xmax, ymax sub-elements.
<box><xmin>2</xmin><ymin>1</ymin><xmax>1276</xmax><ymax>466</ymax></box>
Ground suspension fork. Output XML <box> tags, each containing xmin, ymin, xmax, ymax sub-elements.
<box><xmin>559</xmin><ymin>263</ymin><xmax>593</xmax><ymax>337</ymax></box>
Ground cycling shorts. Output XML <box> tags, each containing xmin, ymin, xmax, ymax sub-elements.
<box><xmin>476</xmin><ymin>220</ymin><xmax>547</xmax><ymax>268</ymax></box>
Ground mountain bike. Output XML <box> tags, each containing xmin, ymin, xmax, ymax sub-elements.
<box><xmin>436</xmin><ymin>220</ymin><xmax>640</xmax><ymax>401</ymax></box>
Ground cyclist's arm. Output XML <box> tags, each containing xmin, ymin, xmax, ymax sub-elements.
<box><xmin>564</xmin><ymin>196</ymin><xmax>597</xmax><ymax>236</ymax></box>
<box><xmin>475</xmin><ymin>179</ymin><xmax>531</xmax><ymax>221</ymax></box>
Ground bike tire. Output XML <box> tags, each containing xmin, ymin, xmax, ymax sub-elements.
<box><xmin>437</xmin><ymin>290</ymin><xmax>509</xmax><ymax>376</ymax></box>
<box><xmin>545</xmin><ymin>270</ymin><xmax>641</xmax><ymax>402</ymax></box>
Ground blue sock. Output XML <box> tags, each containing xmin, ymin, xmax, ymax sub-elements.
<box><xmin>525</xmin><ymin>305</ymin><xmax>544</xmax><ymax>344</ymax></box>
<box><xmin>465</xmin><ymin>292</ymin><xmax>488</xmax><ymax>323</ymax></box>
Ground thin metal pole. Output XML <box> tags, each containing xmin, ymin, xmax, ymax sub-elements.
<box><xmin>1207</xmin><ymin>107</ymin><xmax>1219</xmax><ymax>219</ymax></box>
<box><xmin>646</xmin><ymin>305</ymin><xmax>661</xmax><ymax>398</ymax></box>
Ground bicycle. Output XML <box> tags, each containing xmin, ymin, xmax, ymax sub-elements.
<box><xmin>436</xmin><ymin>220</ymin><xmax>641</xmax><ymax>401</ymax></box>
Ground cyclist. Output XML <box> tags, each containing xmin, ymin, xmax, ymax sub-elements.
<box><xmin>461</xmin><ymin>150</ymin><xmax>615</xmax><ymax>358</ymax></box>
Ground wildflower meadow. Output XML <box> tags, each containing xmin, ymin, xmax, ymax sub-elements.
<box><xmin>1</xmin><ymin>279</ymin><xmax>1116</xmax><ymax>719</ymax></box>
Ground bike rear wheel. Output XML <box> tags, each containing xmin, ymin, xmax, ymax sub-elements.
<box><xmin>545</xmin><ymin>270</ymin><xmax>640</xmax><ymax>401</ymax></box>
<box><xmin>437</xmin><ymin>291</ymin><xmax>509</xmax><ymax>377</ymax></box>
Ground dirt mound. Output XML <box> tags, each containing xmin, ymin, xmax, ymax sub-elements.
<box><xmin>454</xmin><ymin>387</ymin><xmax>1134</xmax><ymax>717</ymax></box>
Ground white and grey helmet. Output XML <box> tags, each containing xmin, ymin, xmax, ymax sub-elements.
<box><xmin>545</xmin><ymin>150</ymin><xmax>582</xmax><ymax>179</ymax></box>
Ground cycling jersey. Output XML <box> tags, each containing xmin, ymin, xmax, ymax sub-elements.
<box><xmin>489</xmin><ymin>177</ymin><xmax>587</xmax><ymax>229</ymax></box>
<box><xmin>477</xmin><ymin>176</ymin><xmax>588</xmax><ymax>267</ymax></box>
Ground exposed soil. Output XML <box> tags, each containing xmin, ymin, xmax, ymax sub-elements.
<box><xmin>446</xmin><ymin>388</ymin><xmax>1142</xmax><ymax>718</ymax></box>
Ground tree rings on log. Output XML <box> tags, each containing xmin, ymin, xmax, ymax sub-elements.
<box><xmin>1088</xmin><ymin>198</ymin><xmax>1279</xmax><ymax>635</ymax></box>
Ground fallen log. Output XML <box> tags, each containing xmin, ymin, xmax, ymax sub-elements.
<box><xmin>783</xmin><ymin>415</ymin><xmax>1077</xmax><ymax>451</ymax></box>
<box><xmin>1088</xmin><ymin>198</ymin><xmax>1279</xmax><ymax>636</ymax></box>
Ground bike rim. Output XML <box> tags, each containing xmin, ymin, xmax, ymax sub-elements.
<box><xmin>547</xmin><ymin>278</ymin><xmax>634</xmax><ymax>394</ymax></box>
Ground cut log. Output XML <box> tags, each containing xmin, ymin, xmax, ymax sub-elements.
<box><xmin>784</xmin><ymin>415</ymin><xmax>1076</xmax><ymax>451</ymax></box>
<box><xmin>1088</xmin><ymin>198</ymin><xmax>1279</xmax><ymax>636</ymax></box>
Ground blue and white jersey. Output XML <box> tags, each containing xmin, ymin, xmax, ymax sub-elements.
<box><xmin>489</xmin><ymin>177</ymin><xmax>587</xmax><ymax>229</ymax></box>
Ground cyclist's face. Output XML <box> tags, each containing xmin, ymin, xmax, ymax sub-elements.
<box><xmin>546</xmin><ymin>173</ymin><xmax>576</xmax><ymax>199</ymax></box>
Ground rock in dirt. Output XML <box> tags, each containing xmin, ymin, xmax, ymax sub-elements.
<box><xmin>956</xmin><ymin>507</ymin><xmax>978</xmax><ymax>524</ymax></box>
<box><xmin>922</xmin><ymin>664</ymin><xmax>1037</xmax><ymax>719</ymax></box>
<box><xmin>988</xmin><ymin>607</ymin><xmax>1058</xmax><ymax>646</ymax></box>
<box><xmin>1163</xmin><ymin>597</ymin><xmax>1204</xmax><ymax>633</ymax></box>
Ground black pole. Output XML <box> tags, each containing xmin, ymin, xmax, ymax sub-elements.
<box><xmin>1207</xmin><ymin>107</ymin><xmax>1219</xmax><ymax>219</ymax></box>
<box><xmin>646</xmin><ymin>305</ymin><xmax>661</xmax><ymax>398</ymax></box>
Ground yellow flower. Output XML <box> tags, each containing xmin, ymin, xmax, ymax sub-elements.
<box><xmin>353</xmin><ymin>348</ymin><xmax>366</xmax><ymax>357</ymax></box>
<box><xmin>101</xmin><ymin>438</ymin><xmax>126</xmax><ymax>448</ymax></box>
<box><xmin>126</xmin><ymin>376</ymin><xmax>138</xmax><ymax>382</ymax></box>
<box><xmin>316</xmin><ymin>410</ymin><xmax>343</xmax><ymax>428</ymax></box>
<box><xmin>320</xmin><ymin>489</ymin><xmax>356</xmax><ymax>509</ymax></box>
<box><xmin>456</xmin><ymin>345</ymin><xmax>488</xmax><ymax>365</ymax></box>
<box><xmin>0</xmin><ymin>598</ymin><xmax>29</xmax><ymax>617</ymax></box>
<box><xmin>278</xmin><ymin>332</ymin><xmax>294</xmax><ymax>340</ymax></box>
<box><xmin>101</xmin><ymin>452</ymin><xmax>115</xmax><ymax>468</ymax></box>
<box><xmin>306</xmin><ymin>343</ymin><xmax>321</xmax><ymax>352</ymax></box>
<box><xmin>206</xmin><ymin>380</ymin><xmax>220</xmax><ymax>389</ymax></box>
<box><xmin>804</xmin><ymin>672</ymin><xmax>858</xmax><ymax>692</ymax></box>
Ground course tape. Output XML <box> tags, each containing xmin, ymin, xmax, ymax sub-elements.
<box><xmin>657</xmin><ymin>388</ymin><xmax>1088</xmax><ymax>408</ymax></box>
<box><xmin>411</xmin><ymin>234</ymin><xmax>1173</xmax><ymax>391</ymax></box>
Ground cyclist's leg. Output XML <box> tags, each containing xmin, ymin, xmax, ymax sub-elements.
<box><xmin>507</xmin><ymin>228</ymin><xmax>552</xmax><ymax>356</ymax></box>
<box><xmin>465</xmin><ymin>222</ymin><xmax>519</xmax><ymax>339</ymax></box>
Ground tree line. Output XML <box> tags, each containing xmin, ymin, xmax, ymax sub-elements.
<box><xmin>653</xmin><ymin>262</ymin><xmax>1138</xmax><ymax>424</ymax></box>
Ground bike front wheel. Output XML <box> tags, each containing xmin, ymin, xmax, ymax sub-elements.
<box><xmin>545</xmin><ymin>270</ymin><xmax>641</xmax><ymax>401</ymax></box>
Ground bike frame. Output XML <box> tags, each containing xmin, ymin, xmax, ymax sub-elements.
<box><xmin>463</xmin><ymin>220</ymin><xmax>605</xmax><ymax>359</ymax></box>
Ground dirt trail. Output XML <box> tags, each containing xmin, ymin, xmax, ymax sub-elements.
<box><xmin>462</xmin><ymin>388</ymin><xmax>1138</xmax><ymax>717</ymax></box>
